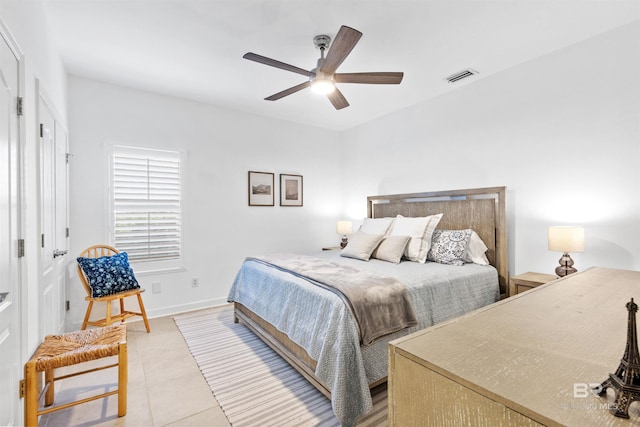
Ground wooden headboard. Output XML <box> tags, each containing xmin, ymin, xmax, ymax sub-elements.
<box><xmin>367</xmin><ymin>186</ymin><xmax>508</xmax><ymax>298</ymax></box>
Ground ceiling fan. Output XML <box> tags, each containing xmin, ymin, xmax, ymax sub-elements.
<box><xmin>243</xmin><ymin>25</ymin><xmax>404</xmax><ymax>110</ymax></box>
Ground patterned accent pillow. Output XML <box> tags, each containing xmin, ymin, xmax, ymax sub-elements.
<box><xmin>77</xmin><ymin>252</ymin><xmax>140</xmax><ymax>298</ymax></box>
<box><xmin>427</xmin><ymin>229</ymin><xmax>473</xmax><ymax>266</ymax></box>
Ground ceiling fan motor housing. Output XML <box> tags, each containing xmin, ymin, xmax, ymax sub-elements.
<box><xmin>311</xmin><ymin>35</ymin><xmax>333</xmax><ymax>84</ymax></box>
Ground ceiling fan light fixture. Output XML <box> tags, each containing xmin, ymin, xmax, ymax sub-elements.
<box><xmin>310</xmin><ymin>67</ymin><xmax>335</xmax><ymax>95</ymax></box>
<box><xmin>310</xmin><ymin>78</ymin><xmax>335</xmax><ymax>95</ymax></box>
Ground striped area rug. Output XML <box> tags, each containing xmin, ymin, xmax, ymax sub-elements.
<box><xmin>174</xmin><ymin>305</ymin><xmax>387</xmax><ymax>427</ymax></box>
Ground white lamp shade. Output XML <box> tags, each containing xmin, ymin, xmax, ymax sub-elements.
<box><xmin>336</xmin><ymin>220</ymin><xmax>352</xmax><ymax>235</ymax></box>
<box><xmin>548</xmin><ymin>226</ymin><xmax>584</xmax><ymax>253</ymax></box>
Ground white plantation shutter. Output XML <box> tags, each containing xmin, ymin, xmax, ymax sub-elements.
<box><xmin>111</xmin><ymin>146</ymin><xmax>182</xmax><ymax>263</ymax></box>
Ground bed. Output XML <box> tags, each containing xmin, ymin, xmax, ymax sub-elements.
<box><xmin>227</xmin><ymin>186</ymin><xmax>508</xmax><ymax>426</ymax></box>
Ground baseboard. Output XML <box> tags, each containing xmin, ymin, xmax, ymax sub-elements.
<box><xmin>146</xmin><ymin>297</ymin><xmax>230</xmax><ymax>319</ymax></box>
<box><xmin>65</xmin><ymin>297</ymin><xmax>230</xmax><ymax>331</ymax></box>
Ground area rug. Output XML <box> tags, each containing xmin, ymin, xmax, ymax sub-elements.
<box><xmin>174</xmin><ymin>305</ymin><xmax>387</xmax><ymax>427</ymax></box>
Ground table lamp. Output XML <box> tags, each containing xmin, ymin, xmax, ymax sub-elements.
<box><xmin>336</xmin><ymin>220</ymin><xmax>352</xmax><ymax>248</ymax></box>
<box><xmin>548</xmin><ymin>226</ymin><xmax>584</xmax><ymax>277</ymax></box>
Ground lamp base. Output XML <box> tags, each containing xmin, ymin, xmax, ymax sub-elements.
<box><xmin>340</xmin><ymin>236</ymin><xmax>348</xmax><ymax>249</ymax></box>
<box><xmin>555</xmin><ymin>252</ymin><xmax>577</xmax><ymax>277</ymax></box>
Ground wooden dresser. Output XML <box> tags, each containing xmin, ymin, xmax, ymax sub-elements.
<box><xmin>388</xmin><ymin>267</ymin><xmax>640</xmax><ymax>426</ymax></box>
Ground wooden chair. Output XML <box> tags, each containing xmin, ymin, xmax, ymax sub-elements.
<box><xmin>76</xmin><ymin>245</ymin><xmax>150</xmax><ymax>333</ymax></box>
<box><xmin>23</xmin><ymin>325</ymin><xmax>127</xmax><ymax>426</ymax></box>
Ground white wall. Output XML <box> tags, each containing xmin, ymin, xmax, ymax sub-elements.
<box><xmin>341</xmin><ymin>21</ymin><xmax>640</xmax><ymax>277</ymax></box>
<box><xmin>67</xmin><ymin>76</ymin><xmax>344</xmax><ymax>328</ymax></box>
<box><xmin>6</xmin><ymin>0</ymin><xmax>638</xmax><ymax>336</ymax></box>
<box><xmin>0</xmin><ymin>1</ymin><xmax>68</xmax><ymax>353</ymax></box>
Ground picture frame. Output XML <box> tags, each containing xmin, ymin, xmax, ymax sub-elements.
<box><xmin>280</xmin><ymin>174</ymin><xmax>303</xmax><ymax>207</ymax></box>
<box><xmin>248</xmin><ymin>171</ymin><xmax>274</xmax><ymax>206</ymax></box>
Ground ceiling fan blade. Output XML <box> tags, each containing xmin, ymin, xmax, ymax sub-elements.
<box><xmin>243</xmin><ymin>52</ymin><xmax>312</xmax><ymax>77</ymax></box>
<box><xmin>320</xmin><ymin>26</ymin><xmax>362</xmax><ymax>74</ymax></box>
<box><xmin>265</xmin><ymin>81</ymin><xmax>311</xmax><ymax>101</ymax></box>
<box><xmin>335</xmin><ymin>72</ymin><xmax>404</xmax><ymax>85</ymax></box>
<box><xmin>327</xmin><ymin>88</ymin><xmax>349</xmax><ymax>110</ymax></box>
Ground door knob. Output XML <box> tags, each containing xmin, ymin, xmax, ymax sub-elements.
<box><xmin>53</xmin><ymin>249</ymin><xmax>68</xmax><ymax>258</ymax></box>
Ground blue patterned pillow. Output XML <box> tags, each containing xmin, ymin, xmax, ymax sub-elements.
<box><xmin>77</xmin><ymin>252</ymin><xmax>140</xmax><ymax>298</ymax></box>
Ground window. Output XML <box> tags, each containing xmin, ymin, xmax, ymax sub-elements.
<box><xmin>109</xmin><ymin>145</ymin><xmax>183</xmax><ymax>271</ymax></box>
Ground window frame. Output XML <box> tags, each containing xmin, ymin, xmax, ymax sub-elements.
<box><xmin>107</xmin><ymin>144</ymin><xmax>185</xmax><ymax>274</ymax></box>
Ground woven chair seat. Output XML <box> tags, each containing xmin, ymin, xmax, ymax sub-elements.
<box><xmin>29</xmin><ymin>325</ymin><xmax>126</xmax><ymax>372</ymax></box>
<box><xmin>24</xmin><ymin>325</ymin><xmax>128</xmax><ymax>425</ymax></box>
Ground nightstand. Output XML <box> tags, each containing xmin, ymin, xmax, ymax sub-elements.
<box><xmin>509</xmin><ymin>272</ymin><xmax>557</xmax><ymax>296</ymax></box>
<box><xmin>322</xmin><ymin>246</ymin><xmax>342</xmax><ymax>251</ymax></box>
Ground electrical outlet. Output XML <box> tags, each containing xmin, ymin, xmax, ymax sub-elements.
<box><xmin>152</xmin><ymin>282</ymin><xmax>161</xmax><ymax>294</ymax></box>
<box><xmin>191</xmin><ymin>278</ymin><xmax>199</xmax><ymax>288</ymax></box>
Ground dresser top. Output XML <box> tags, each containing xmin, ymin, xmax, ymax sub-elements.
<box><xmin>391</xmin><ymin>267</ymin><xmax>640</xmax><ymax>426</ymax></box>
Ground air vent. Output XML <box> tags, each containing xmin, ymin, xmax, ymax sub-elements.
<box><xmin>445</xmin><ymin>69</ymin><xmax>478</xmax><ymax>83</ymax></box>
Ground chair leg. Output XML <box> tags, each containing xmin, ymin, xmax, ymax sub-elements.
<box><xmin>82</xmin><ymin>300</ymin><xmax>94</xmax><ymax>330</ymax></box>
<box><xmin>106</xmin><ymin>300</ymin><xmax>112</xmax><ymax>327</ymax></box>
<box><xmin>44</xmin><ymin>368</ymin><xmax>55</xmax><ymax>406</ymax></box>
<box><xmin>136</xmin><ymin>293</ymin><xmax>151</xmax><ymax>333</ymax></box>
<box><xmin>24</xmin><ymin>362</ymin><xmax>38</xmax><ymax>427</ymax></box>
<box><xmin>119</xmin><ymin>297</ymin><xmax>125</xmax><ymax>324</ymax></box>
<box><xmin>117</xmin><ymin>342</ymin><xmax>127</xmax><ymax>417</ymax></box>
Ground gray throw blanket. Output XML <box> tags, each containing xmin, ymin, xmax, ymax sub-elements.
<box><xmin>249</xmin><ymin>254</ymin><xmax>417</xmax><ymax>345</ymax></box>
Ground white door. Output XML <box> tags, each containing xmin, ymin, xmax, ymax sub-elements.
<box><xmin>0</xmin><ymin>25</ymin><xmax>23</xmax><ymax>427</ymax></box>
<box><xmin>39</xmin><ymin>89</ymin><xmax>69</xmax><ymax>338</ymax></box>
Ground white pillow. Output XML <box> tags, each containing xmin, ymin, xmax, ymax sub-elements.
<box><xmin>372</xmin><ymin>235</ymin><xmax>411</xmax><ymax>264</ymax></box>
<box><xmin>389</xmin><ymin>214</ymin><xmax>443</xmax><ymax>263</ymax></box>
<box><xmin>360</xmin><ymin>217</ymin><xmax>394</xmax><ymax>236</ymax></box>
<box><xmin>463</xmin><ymin>231</ymin><xmax>490</xmax><ymax>265</ymax></box>
<box><xmin>340</xmin><ymin>231</ymin><xmax>384</xmax><ymax>261</ymax></box>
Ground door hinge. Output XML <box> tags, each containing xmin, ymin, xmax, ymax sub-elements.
<box><xmin>66</xmin><ymin>153</ymin><xmax>73</xmax><ymax>164</ymax></box>
<box><xmin>66</xmin><ymin>227</ymin><xmax>70</xmax><ymax>238</ymax></box>
<box><xmin>18</xmin><ymin>239</ymin><xmax>25</xmax><ymax>258</ymax></box>
<box><xmin>65</xmin><ymin>300</ymin><xmax>70</xmax><ymax>311</ymax></box>
<box><xmin>41</xmin><ymin>234</ymin><xmax>45</xmax><ymax>248</ymax></box>
<box><xmin>39</xmin><ymin>123</ymin><xmax>43</xmax><ymax>138</ymax></box>
<box><xmin>19</xmin><ymin>379</ymin><xmax>25</xmax><ymax>398</ymax></box>
<box><xmin>17</xmin><ymin>97</ymin><xmax>23</xmax><ymax>116</ymax></box>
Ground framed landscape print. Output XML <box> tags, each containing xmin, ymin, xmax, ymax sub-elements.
<box><xmin>280</xmin><ymin>174</ymin><xmax>303</xmax><ymax>207</ymax></box>
<box><xmin>248</xmin><ymin>171</ymin><xmax>274</xmax><ymax>206</ymax></box>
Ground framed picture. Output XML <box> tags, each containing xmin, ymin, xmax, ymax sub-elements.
<box><xmin>248</xmin><ymin>171</ymin><xmax>274</xmax><ymax>206</ymax></box>
<box><xmin>280</xmin><ymin>174</ymin><xmax>303</xmax><ymax>207</ymax></box>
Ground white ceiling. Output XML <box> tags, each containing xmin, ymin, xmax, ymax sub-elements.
<box><xmin>43</xmin><ymin>0</ymin><xmax>640</xmax><ymax>131</ymax></box>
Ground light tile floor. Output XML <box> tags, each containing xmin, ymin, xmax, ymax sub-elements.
<box><xmin>39</xmin><ymin>315</ymin><xmax>232</xmax><ymax>427</ymax></box>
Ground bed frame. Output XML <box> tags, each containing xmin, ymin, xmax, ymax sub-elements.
<box><xmin>234</xmin><ymin>186</ymin><xmax>508</xmax><ymax>399</ymax></box>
